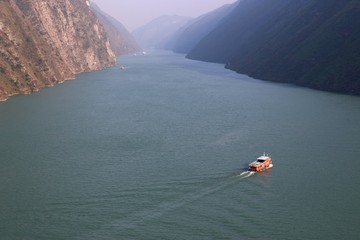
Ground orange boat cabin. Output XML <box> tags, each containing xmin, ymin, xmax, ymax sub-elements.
<box><xmin>248</xmin><ymin>153</ymin><xmax>273</xmax><ymax>172</ymax></box>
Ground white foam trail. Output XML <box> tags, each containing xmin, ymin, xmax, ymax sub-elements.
<box><xmin>109</xmin><ymin>173</ymin><xmax>255</xmax><ymax>230</ymax></box>
<box><xmin>238</xmin><ymin>171</ymin><xmax>255</xmax><ymax>179</ymax></box>
<box><xmin>239</xmin><ymin>171</ymin><xmax>250</xmax><ymax>176</ymax></box>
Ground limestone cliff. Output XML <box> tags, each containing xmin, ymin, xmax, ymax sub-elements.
<box><xmin>0</xmin><ymin>0</ymin><xmax>116</xmax><ymax>101</ymax></box>
<box><xmin>91</xmin><ymin>2</ymin><xmax>142</xmax><ymax>56</ymax></box>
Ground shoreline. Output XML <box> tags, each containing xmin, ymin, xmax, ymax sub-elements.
<box><xmin>0</xmin><ymin>65</ymin><xmax>114</xmax><ymax>103</ymax></box>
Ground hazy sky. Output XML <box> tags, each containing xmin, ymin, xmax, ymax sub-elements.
<box><xmin>91</xmin><ymin>0</ymin><xmax>237</xmax><ymax>32</ymax></box>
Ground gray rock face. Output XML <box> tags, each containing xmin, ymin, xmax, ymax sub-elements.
<box><xmin>0</xmin><ymin>0</ymin><xmax>116</xmax><ymax>101</ymax></box>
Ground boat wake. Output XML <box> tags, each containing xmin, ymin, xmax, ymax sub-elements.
<box><xmin>106</xmin><ymin>173</ymin><xmax>255</xmax><ymax>231</ymax></box>
<box><xmin>239</xmin><ymin>171</ymin><xmax>255</xmax><ymax>179</ymax></box>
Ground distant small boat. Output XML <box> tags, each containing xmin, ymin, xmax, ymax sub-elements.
<box><xmin>248</xmin><ymin>153</ymin><xmax>273</xmax><ymax>172</ymax></box>
<box><xmin>120</xmin><ymin>65</ymin><xmax>125</xmax><ymax>70</ymax></box>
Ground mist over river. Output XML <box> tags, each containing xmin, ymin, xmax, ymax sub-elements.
<box><xmin>0</xmin><ymin>51</ymin><xmax>359</xmax><ymax>240</ymax></box>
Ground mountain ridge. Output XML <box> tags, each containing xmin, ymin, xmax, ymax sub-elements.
<box><xmin>186</xmin><ymin>0</ymin><xmax>360</xmax><ymax>95</ymax></box>
<box><xmin>171</xmin><ymin>2</ymin><xmax>238</xmax><ymax>54</ymax></box>
<box><xmin>133</xmin><ymin>15</ymin><xmax>192</xmax><ymax>49</ymax></box>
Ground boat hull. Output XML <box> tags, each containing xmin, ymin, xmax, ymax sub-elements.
<box><xmin>248</xmin><ymin>164</ymin><xmax>273</xmax><ymax>172</ymax></box>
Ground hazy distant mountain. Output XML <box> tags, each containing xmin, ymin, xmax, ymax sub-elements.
<box><xmin>170</xmin><ymin>2</ymin><xmax>238</xmax><ymax>54</ymax></box>
<box><xmin>187</xmin><ymin>0</ymin><xmax>360</xmax><ymax>95</ymax></box>
<box><xmin>91</xmin><ymin>3</ymin><xmax>142</xmax><ymax>56</ymax></box>
<box><xmin>133</xmin><ymin>15</ymin><xmax>192</xmax><ymax>49</ymax></box>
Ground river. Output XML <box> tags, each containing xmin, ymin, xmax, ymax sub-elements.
<box><xmin>0</xmin><ymin>51</ymin><xmax>359</xmax><ymax>239</ymax></box>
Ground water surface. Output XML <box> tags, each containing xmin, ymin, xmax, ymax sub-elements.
<box><xmin>0</xmin><ymin>51</ymin><xmax>359</xmax><ymax>239</ymax></box>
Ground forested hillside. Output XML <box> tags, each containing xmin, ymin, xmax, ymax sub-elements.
<box><xmin>187</xmin><ymin>0</ymin><xmax>360</xmax><ymax>95</ymax></box>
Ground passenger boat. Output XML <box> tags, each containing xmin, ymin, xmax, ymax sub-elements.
<box><xmin>248</xmin><ymin>153</ymin><xmax>273</xmax><ymax>172</ymax></box>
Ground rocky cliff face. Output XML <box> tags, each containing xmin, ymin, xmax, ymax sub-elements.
<box><xmin>91</xmin><ymin>2</ymin><xmax>142</xmax><ymax>56</ymax></box>
<box><xmin>0</xmin><ymin>0</ymin><xmax>115</xmax><ymax>101</ymax></box>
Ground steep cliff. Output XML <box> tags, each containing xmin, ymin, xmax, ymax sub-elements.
<box><xmin>188</xmin><ymin>0</ymin><xmax>360</xmax><ymax>95</ymax></box>
<box><xmin>91</xmin><ymin>2</ymin><xmax>142</xmax><ymax>56</ymax></box>
<box><xmin>171</xmin><ymin>3</ymin><xmax>237</xmax><ymax>54</ymax></box>
<box><xmin>0</xmin><ymin>0</ymin><xmax>115</xmax><ymax>101</ymax></box>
